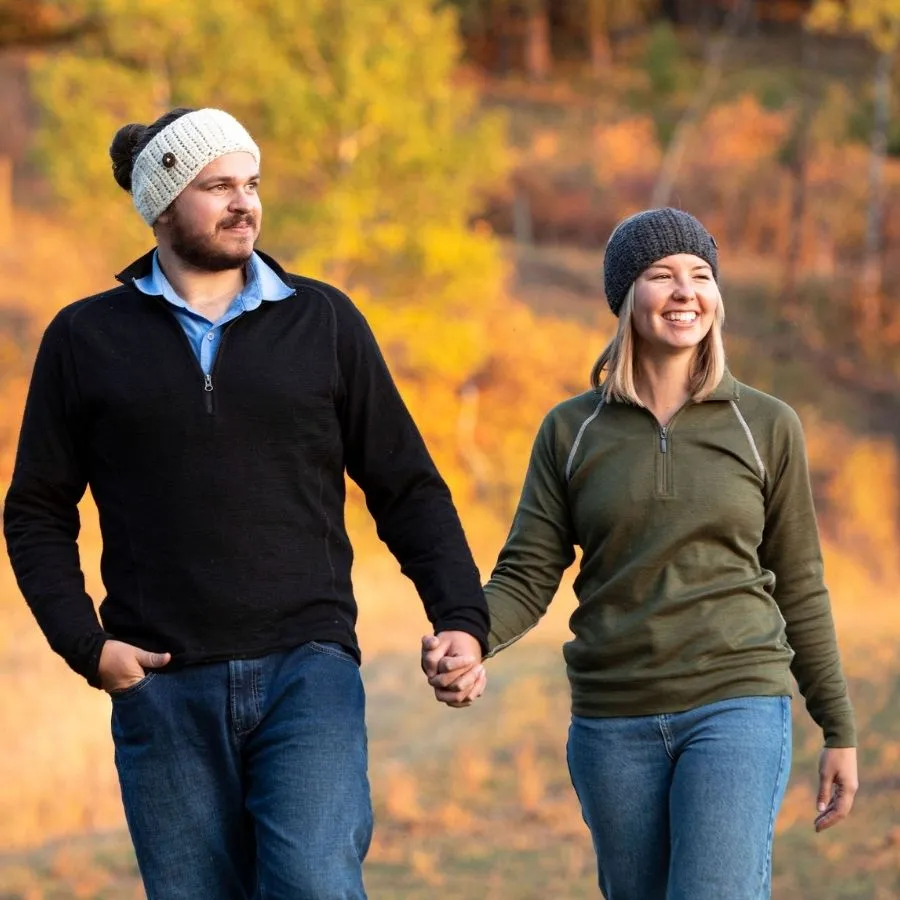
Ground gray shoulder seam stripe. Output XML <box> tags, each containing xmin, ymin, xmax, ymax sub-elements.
<box><xmin>565</xmin><ymin>399</ymin><xmax>605</xmax><ymax>482</ymax></box>
<box><xmin>729</xmin><ymin>400</ymin><xmax>767</xmax><ymax>484</ymax></box>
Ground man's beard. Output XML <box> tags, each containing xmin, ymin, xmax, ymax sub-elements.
<box><xmin>168</xmin><ymin>208</ymin><xmax>258</xmax><ymax>272</ymax></box>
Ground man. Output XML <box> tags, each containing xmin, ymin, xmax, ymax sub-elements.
<box><xmin>4</xmin><ymin>107</ymin><xmax>487</xmax><ymax>900</ymax></box>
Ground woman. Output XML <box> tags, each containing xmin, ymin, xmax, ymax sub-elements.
<box><xmin>423</xmin><ymin>208</ymin><xmax>858</xmax><ymax>899</ymax></box>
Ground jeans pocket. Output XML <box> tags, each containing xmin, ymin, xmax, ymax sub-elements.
<box><xmin>308</xmin><ymin>641</ymin><xmax>358</xmax><ymax>667</ymax></box>
<box><xmin>109</xmin><ymin>671</ymin><xmax>158</xmax><ymax>700</ymax></box>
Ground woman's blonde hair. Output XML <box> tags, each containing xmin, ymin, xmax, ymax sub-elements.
<box><xmin>589</xmin><ymin>282</ymin><xmax>726</xmax><ymax>404</ymax></box>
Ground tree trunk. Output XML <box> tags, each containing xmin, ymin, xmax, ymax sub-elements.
<box><xmin>513</xmin><ymin>183</ymin><xmax>534</xmax><ymax>246</ymax></box>
<box><xmin>0</xmin><ymin>155</ymin><xmax>10</xmax><ymax>246</ymax></box>
<box><xmin>650</xmin><ymin>0</ymin><xmax>753</xmax><ymax>207</ymax></box>
<box><xmin>523</xmin><ymin>4</ymin><xmax>552</xmax><ymax>82</ymax></box>
<box><xmin>492</xmin><ymin>0</ymin><xmax>514</xmax><ymax>76</ymax></box>
<box><xmin>782</xmin><ymin>29</ymin><xmax>817</xmax><ymax>323</ymax></box>
<box><xmin>858</xmin><ymin>48</ymin><xmax>891</xmax><ymax>334</ymax></box>
<box><xmin>587</xmin><ymin>0</ymin><xmax>612</xmax><ymax>76</ymax></box>
<box><xmin>456</xmin><ymin>380</ymin><xmax>492</xmax><ymax>501</ymax></box>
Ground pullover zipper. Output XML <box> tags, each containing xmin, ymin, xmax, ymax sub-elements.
<box><xmin>653</xmin><ymin>408</ymin><xmax>687</xmax><ymax>497</ymax></box>
<box><xmin>147</xmin><ymin>293</ymin><xmax>225</xmax><ymax>416</ymax></box>
<box><xmin>659</xmin><ymin>425</ymin><xmax>669</xmax><ymax>494</ymax></box>
<box><xmin>204</xmin><ymin>374</ymin><xmax>214</xmax><ymax>413</ymax></box>
<box><xmin>204</xmin><ymin>324</ymin><xmax>238</xmax><ymax>416</ymax></box>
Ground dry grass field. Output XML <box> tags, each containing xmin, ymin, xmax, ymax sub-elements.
<box><xmin>0</xmin><ymin>496</ymin><xmax>897</xmax><ymax>899</ymax></box>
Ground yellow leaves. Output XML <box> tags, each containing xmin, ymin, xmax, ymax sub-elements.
<box><xmin>805</xmin><ymin>412</ymin><xmax>900</xmax><ymax>585</ymax></box>
<box><xmin>415</xmin><ymin>223</ymin><xmax>499</xmax><ymax>283</ymax></box>
<box><xmin>826</xmin><ymin>436</ymin><xmax>900</xmax><ymax>581</ymax></box>
<box><xmin>808</xmin><ymin>0</ymin><xmax>900</xmax><ymax>53</ymax></box>
<box><xmin>32</xmin><ymin>0</ymin><xmax>510</xmax><ymax>268</ymax></box>
<box><xmin>807</xmin><ymin>0</ymin><xmax>849</xmax><ymax>32</ymax></box>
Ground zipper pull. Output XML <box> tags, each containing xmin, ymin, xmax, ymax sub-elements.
<box><xmin>659</xmin><ymin>427</ymin><xmax>667</xmax><ymax>453</ymax></box>
<box><xmin>204</xmin><ymin>374</ymin><xmax>213</xmax><ymax>393</ymax></box>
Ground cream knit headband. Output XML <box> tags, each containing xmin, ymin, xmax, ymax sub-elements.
<box><xmin>131</xmin><ymin>108</ymin><xmax>261</xmax><ymax>225</ymax></box>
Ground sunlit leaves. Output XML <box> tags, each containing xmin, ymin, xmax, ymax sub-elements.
<box><xmin>808</xmin><ymin>0</ymin><xmax>900</xmax><ymax>53</ymax></box>
<box><xmin>30</xmin><ymin>0</ymin><xmax>510</xmax><ymax>390</ymax></box>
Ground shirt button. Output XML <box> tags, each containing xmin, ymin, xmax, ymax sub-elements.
<box><xmin>207</xmin><ymin>332</ymin><xmax>214</xmax><ymax>341</ymax></box>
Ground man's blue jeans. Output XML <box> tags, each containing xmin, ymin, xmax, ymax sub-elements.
<box><xmin>110</xmin><ymin>642</ymin><xmax>372</xmax><ymax>900</ymax></box>
<box><xmin>567</xmin><ymin>695</ymin><xmax>792</xmax><ymax>900</ymax></box>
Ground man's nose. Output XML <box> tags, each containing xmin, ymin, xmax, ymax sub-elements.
<box><xmin>228</xmin><ymin>188</ymin><xmax>255</xmax><ymax>212</ymax></box>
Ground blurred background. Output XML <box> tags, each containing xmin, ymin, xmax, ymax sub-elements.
<box><xmin>0</xmin><ymin>0</ymin><xmax>898</xmax><ymax>897</ymax></box>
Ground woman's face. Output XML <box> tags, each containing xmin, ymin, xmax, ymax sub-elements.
<box><xmin>631</xmin><ymin>253</ymin><xmax>720</xmax><ymax>357</ymax></box>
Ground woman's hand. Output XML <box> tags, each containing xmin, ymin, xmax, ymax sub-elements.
<box><xmin>815</xmin><ymin>747</ymin><xmax>858</xmax><ymax>832</ymax></box>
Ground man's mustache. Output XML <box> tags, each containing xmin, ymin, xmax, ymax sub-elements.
<box><xmin>218</xmin><ymin>213</ymin><xmax>257</xmax><ymax>230</ymax></box>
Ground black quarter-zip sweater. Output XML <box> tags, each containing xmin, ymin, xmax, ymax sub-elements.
<box><xmin>4</xmin><ymin>251</ymin><xmax>489</xmax><ymax>686</ymax></box>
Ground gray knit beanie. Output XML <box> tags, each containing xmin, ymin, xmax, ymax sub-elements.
<box><xmin>603</xmin><ymin>208</ymin><xmax>718</xmax><ymax>316</ymax></box>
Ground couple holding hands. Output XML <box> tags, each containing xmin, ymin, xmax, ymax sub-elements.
<box><xmin>5</xmin><ymin>107</ymin><xmax>856</xmax><ymax>900</ymax></box>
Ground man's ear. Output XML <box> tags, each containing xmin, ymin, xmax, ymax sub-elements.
<box><xmin>154</xmin><ymin>200</ymin><xmax>176</xmax><ymax>228</ymax></box>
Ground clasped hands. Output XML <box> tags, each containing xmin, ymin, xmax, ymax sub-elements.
<box><xmin>420</xmin><ymin>631</ymin><xmax>486</xmax><ymax>708</ymax></box>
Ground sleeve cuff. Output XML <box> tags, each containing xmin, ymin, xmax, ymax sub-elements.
<box><xmin>64</xmin><ymin>631</ymin><xmax>112</xmax><ymax>689</ymax></box>
<box><xmin>823</xmin><ymin>717</ymin><xmax>857</xmax><ymax>749</ymax></box>
<box><xmin>433</xmin><ymin>617</ymin><xmax>490</xmax><ymax>658</ymax></box>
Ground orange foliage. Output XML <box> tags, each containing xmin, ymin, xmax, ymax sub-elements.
<box><xmin>695</xmin><ymin>95</ymin><xmax>790</xmax><ymax>173</ymax></box>
<box><xmin>593</xmin><ymin>115</ymin><xmax>661</xmax><ymax>185</ymax></box>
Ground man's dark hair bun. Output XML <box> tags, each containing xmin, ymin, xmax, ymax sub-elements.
<box><xmin>109</xmin><ymin>123</ymin><xmax>147</xmax><ymax>192</ymax></box>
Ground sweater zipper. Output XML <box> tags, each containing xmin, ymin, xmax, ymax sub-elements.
<box><xmin>203</xmin><ymin>322</ymin><xmax>237</xmax><ymax>416</ymax></box>
<box><xmin>659</xmin><ymin>425</ymin><xmax>669</xmax><ymax>494</ymax></box>
<box><xmin>147</xmin><ymin>294</ymin><xmax>226</xmax><ymax>415</ymax></box>
<box><xmin>203</xmin><ymin>373</ymin><xmax>214</xmax><ymax>412</ymax></box>
<box><xmin>654</xmin><ymin>406</ymin><xmax>688</xmax><ymax>497</ymax></box>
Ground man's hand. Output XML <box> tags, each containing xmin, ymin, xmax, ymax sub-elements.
<box><xmin>814</xmin><ymin>747</ymin><xmax>858</xmax><ymax>832</ymax></box>
<box><xmin>98</xmin><ymin>639</ymin><xmax>171</xmax><ymax>694</ymax></box>
<box><xmin>420</xmin><ymin>631</ymin><xmax>486</xmax><ymax>708</ymax></box>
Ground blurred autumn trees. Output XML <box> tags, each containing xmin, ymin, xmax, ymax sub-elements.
<box><xmin>449</xmin><ymin>1</ymin><xmax>817</xmax><ymax>79</ymax></box>
<box><xmin>6</xmin><ymin>0</ymin><xmax>594</xmax><ymax>516</ymax></box>
<box><xmin>1</xmin><ymin>0</ymin><xmax>899</xmax><ymax>545</ymax></box>
<box><xmin>0</xmin><ymin>0</ymin><xmax>99</xmax><ymax>51</ymax></box>
<box><xmin>808</xmin><ymin>0</ymin><xmax>900</xmax><ymax>332</ymax></box>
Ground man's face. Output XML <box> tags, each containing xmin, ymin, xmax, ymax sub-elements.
<box><xmin>156</xmin><ymin>151</ymin><xmax>262</xmax><ymax>271</ymax></box>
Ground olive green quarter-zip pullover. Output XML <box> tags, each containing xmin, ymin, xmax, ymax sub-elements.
<box><xmin>485</xmin><ymin>372</ymin><xmax>855</xmax><ymax>748</ymax></box>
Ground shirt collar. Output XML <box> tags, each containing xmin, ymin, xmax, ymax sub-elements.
<box><xmin>133</xmin><ymin>250</ymin><xmax>294</xmax><ymax>311</ymax></box>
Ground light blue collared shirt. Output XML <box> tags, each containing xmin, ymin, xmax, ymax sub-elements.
<box><xmin>133</xmin><ymin>251</ymin><xmax>294</xmax><ymax>374</ymax></box>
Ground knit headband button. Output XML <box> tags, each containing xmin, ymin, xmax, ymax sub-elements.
<box><xmin>602</xmin><ymin>208</ymin><xmax>719</xmax><ymax>317</ymax></box>
<box><xmin>130</xmin><ymin>108</ymin><xmax>261</xmax><ymax>225</ymax></box>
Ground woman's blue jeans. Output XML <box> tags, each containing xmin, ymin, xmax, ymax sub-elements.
<box><xmin>110</xmin><ymin>641</ymin><xmax>372</xmax><ymax>900</ymax></box>
<box><xmin>567</xmin><ymin>695</ymin><xmax>792</xmax><ymax>900</ymax></box>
